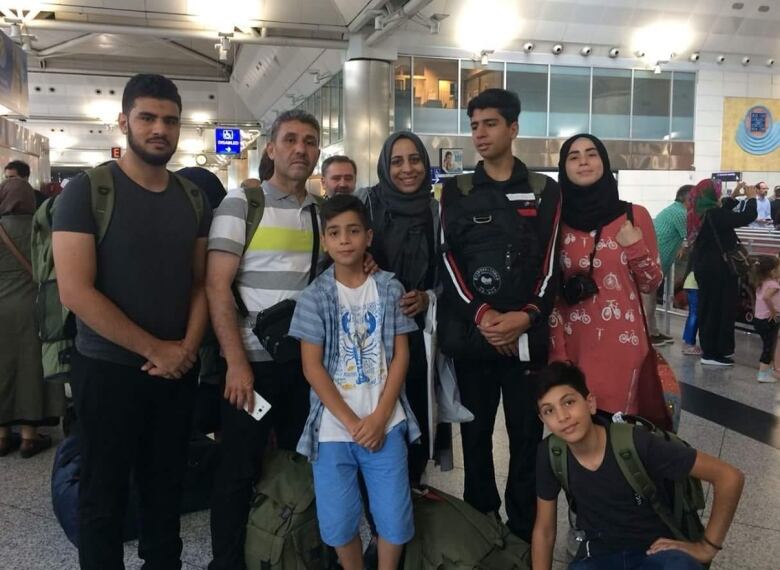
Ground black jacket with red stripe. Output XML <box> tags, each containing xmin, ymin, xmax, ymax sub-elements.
<box><xmin>438</xmin><ymin>158</ymin><xmax>561</xmax><ymax>362</ymax></box>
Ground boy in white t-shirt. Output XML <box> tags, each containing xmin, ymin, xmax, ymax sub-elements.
<box><xmin>289</xmin><ymin>194</ymin><xmax>420</xmax><ymax>570</ymax></box>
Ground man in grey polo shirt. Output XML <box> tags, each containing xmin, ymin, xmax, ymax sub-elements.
<box><xmin>206</xmin><ymin>109</ymin><xmax>323</xmax><ymax>569</ymax></box>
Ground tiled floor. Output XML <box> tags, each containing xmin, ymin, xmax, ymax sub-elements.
<box><xmin>1</xmin><ymin>314</ymin><xmax>778</xmax><ymax>569</ymax></box>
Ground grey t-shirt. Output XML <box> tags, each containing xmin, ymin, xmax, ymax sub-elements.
<box><xmin>52</xmin><ymin>162</ymin><xmax>212</xmax><ymax>366</ymax></box>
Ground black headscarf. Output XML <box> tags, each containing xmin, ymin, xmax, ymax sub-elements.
<box><xmin>558</xmin><ymin>133</ymin><xmax>626</xmax><ymax>232</ymax></box>
<box><xmin>369</xmin><ymin>131</ymin><xmax>435</xmax><ymax>291</ymax></box>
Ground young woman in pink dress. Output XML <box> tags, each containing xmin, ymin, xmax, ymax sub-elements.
<box><xmin>549</xmin><ymin>134</ymin><xmax>663</xmax><ymax>415</ymax></box>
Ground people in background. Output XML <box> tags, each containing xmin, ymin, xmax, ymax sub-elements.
<box><xmin>749</xmin><ymin>255</ymin><xmax>780</xmax><ymax>384</ymax></box>
<box><xmin>642</xmin><ymin>184</ymin><xmax>693</xmax><ymax>347</ymax></box>
<box><xmin>5</xmin><ymin>159</ymin><xmax>44</xmax><ymax>207</ymax></box>
<box><xmin>0</xmin><ymin>178</ymin><xmax>64</xmax><ymax>458</ymax></box>
<box><xmin>688</xmin><ymin>179</ymin><xmax>757</xmax><ymax>366</ymax></box>
<box><xmin>751</xmin><ymin>181</ymin><xmax>772</xmax><ymax>227</ymax></box>
<box><xmin>321</xmin><ymin>155</ymin><xmax>357</xmax><ymax>198</ymax></box>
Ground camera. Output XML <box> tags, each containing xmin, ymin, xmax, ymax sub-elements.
<box><xmin>767</xmin><ymin>59</ymin><xmax>776</xmax><ymax>67</ymax></box>
<box><xmin>716</xmin><ymin>55</ymin><xmax>726</xmax><ymax>64</ymax></box>
<box><xmin>580</xmin><ymin>46</ymin><xmax>592</xmax><ymax>56</ymax></box>
<box><xmin>562</xmin><ymin>273</ymin><xmax>600</xmax><ymax>306</ymax></box>
<box><xmin>608</xmin><ymin>48</ymin><xmax>620</xmax><ymax>58</ymax></box>
<box><xmin>741</xmin><ymin>56</ymin><xmax>751</xmax><ymax>66</ymax></box>
<box><xmin>689</xmin><ymin>52</ymin><xmax>700</xmax><ymax>62</ymax></box>
<box><xmin>523</xmin><ymin>42</ymin><xmax>535</xmax><ymax>53</ymax></box>
<box><xmin>552</xmin><ymin>44</ymin><xmax>563</xmax><ymax>55</ymax></box>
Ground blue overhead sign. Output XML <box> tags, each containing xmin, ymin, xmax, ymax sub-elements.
<box><xmin>215</xmin><ymin>127</ymin><xmax>241</xmax><ymax>155</ymax></box>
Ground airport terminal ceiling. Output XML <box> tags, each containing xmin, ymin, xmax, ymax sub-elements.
<box><xmin>0</xmin><ymin>0</ymin><xmax>778</xmax><ymax>169</ymax></box>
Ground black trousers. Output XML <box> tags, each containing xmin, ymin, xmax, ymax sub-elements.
<box><xmin>405</xmin><ymin>329</ymin><xmax>430</xmax><ymax>485</ymax></box>
<box><xmin>753</xmin><ymin>318</ymin><xmax>779</xmax><ymax>364</ymax></box>
<box><xmin>208</xmin><ymin>360</ymin><xmax>310</xmax><ymax>570</ymax></box>
<box><xmin>454</xmin><ymin>357</ymin><xmax>543</xmax><ymax>542</ymax></box>
<box><xmin>71</xmin><ymin>351</ymin><xmax>196</xmax><ymax>570</ymax></box>
<box><xmin>695</xmin><ymin>266</ymin><xmax>739</xmax><ymax>358</ymax></box>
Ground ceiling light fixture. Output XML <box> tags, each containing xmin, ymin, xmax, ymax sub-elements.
<box><xmin>608</xmin><ymin>47</ymin><xmax>620</xmax><ymax>58</ymax></box>
<box><xmin>479</xmin><ymin>49</ymin><xmax>494</xmax><ymax>65</ymax></box>
<box><xmin>580</xmin><ymin>46</ymin><xmax>592</xmax><ymax>56</ymax></box>
<box><xmin>552</xmin><ymin>44</ymin><xmax>563</xmax><ymax>55</ymax></box>
<box><xmin>689</xmin><ymin>52</ymin><xmax>700</xmax><ymax>62</ymax></box>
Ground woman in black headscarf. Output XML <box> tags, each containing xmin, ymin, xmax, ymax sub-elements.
<box><xmin>549</xmin><ymin>134</ymin><xmax>664</xmax><ymax>420</ymax></box>
<box><xmin>360</xmin><ymin>131</ymin><xmax>440</xmax><ymax>485</ymax></box>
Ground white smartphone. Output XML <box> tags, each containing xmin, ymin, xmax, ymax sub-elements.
<box><xmin>245</xmin><ymin>391</ymin><xmax>272</xmax><ymax>421</ymax></box>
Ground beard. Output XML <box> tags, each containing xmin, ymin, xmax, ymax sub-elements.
<box><xmin>127</xmin><ymin>125</ymin><xmax>177</xmax><ymax>167</ymax></box>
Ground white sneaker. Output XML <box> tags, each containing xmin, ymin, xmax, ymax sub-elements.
<box><xmin>701</xmin><ymin>357</ymin><xmax>733</xmax><ymax>366</ymax></box>
<box><xmin>757</xmin><ymin>370</ymin><xmax>778</xmax><ymax>383</ymax></box>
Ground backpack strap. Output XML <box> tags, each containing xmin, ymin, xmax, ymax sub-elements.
<box><xmin>242</xmin><ymin>182</ymin><xmax>266</xmax><ymax>254</ymax></box>
<box><xmin>86</xmin><ymin>165</ymin><xmax>115</xmax><ymax>245</ymax></box>
<box><xmin>528</xmin><ymin>171</ymin><xmax>548</xmax><ymax>196</ymax></box>
<box><xmin>547</xmin><ymin>434</ymin><xmax>570</xmax><ymax>496</ymax></box>
<box><xmin>609</xmin><ymin>422</ymin><xmax>687</xmax><ymax>541</ymax></box>
<box><xmin>170</xmin><ymin>172</ymin><xmax>204</xmax><ymax>226</ymax></box>
<box><xmin>625</xmin><ymin>201</ymin><xmax>634</xmax><ymax>224</ymax></box>
<box><xmin>455</xmin><ymin>173</ymin><xmax>474</xmax><ymax>196</ymax></box>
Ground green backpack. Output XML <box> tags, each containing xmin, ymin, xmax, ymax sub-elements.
<box><xmin>547</xmin><ymin>415</ymin><xmax>706</xmax><ymax>546</ymax></box>
<box><xmin>31</xmin><ymin>164</ymin><xmax>204</xmax><ymax>382</ymax></box>
<box><xmin>244</xmin><ymin>449</ymin><xmax>333</xmax><ymax>570</ymax></box>
<box><xmin>403</xmin><ymin>486</ymin><xmax>531</xmax><ymax>569</ymax></box>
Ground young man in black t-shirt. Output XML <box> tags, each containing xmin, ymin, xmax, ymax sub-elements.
<box><xmin>532</xmin><ymin>362</ymin><xmax>744</xmax><ymax>570</ymax></box>
<box><xmin>53</xmin><ymin>74</ymin><xmax>212</xmax><ymax>569</ymax></box>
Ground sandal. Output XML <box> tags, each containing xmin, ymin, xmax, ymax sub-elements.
<box><xmin>0</xmin><ymin>432</ymin><xmax>21</xmax><ymax>457</ymax></box>
<box><xmin>19</xmin><ymin>434</ymin><xmax>52</xmax><ymax>459</ymax></box>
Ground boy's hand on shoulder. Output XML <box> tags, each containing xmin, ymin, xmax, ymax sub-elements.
<box><xmin>646</xmin><ymin>538</ymin><xmax>718</xmax><ymax>564</ymax></box>
<box><xmin>352</xmin><ymin>413</ymin><xmax>387</xmax><ymax>452</ymax></box>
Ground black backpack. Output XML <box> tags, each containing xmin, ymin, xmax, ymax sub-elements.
<box><xmin>440</xmin><ymin>171</ymin><xmax>549</xmax><ymax>311</ymax></box>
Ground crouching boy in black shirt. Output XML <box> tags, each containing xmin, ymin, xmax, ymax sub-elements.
<box><xmin>532</xmin><ymin>362</ymin><xmax>744</xmax><ymax>570</ymax></box>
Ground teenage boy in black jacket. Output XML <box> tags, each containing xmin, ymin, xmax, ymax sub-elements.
<box><xmin>439</xmin><ymin>88</ymin><xmax>561</xmax><ymax>541</ymax></box>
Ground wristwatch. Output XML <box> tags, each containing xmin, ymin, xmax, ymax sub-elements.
<box><xmin>523</xmin><ymin>307</ymin><xmax>543</xmax><ymax>327</ymax></box>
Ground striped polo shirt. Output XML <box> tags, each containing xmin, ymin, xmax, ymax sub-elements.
<box><xmin>208</xmin><ymin>181</ymin><xmax>322</xmax><ymax>361</ymax></box>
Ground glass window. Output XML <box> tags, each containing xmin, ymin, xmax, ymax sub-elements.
<box><xmin>412</xmin><ymin>57</ymin><xmax>458</xmax><ymax>134</ymax></box>
<box><xmin>591</xmin><ymin>68</ymin><xmax>631</xmax><ymax>139</ymax></box>
<box><xmin>394</xmin><ymin>57</ymin><xmax>412</xmax><ymax>131</ymax></box>
<box><xmin>506</xmin><ymin>63</ymin><xmax>548</xmax><ymax>137</ymax></box>
<box><xmin>330</xmin><ymin>73</ymin><xmax>342</xmax><ymax>143</ymax></box>
<box><xmin>460</xmin><ymin>60</ymin><xmax>503</xmax><ymax>133</ymax></box>
<box><xmin>320</xmin><ymin>83</ymin><xmax>331</xmax><ymax>147</ymax></box>
<box><xmin>632</xmin><ymin>70</ymin><xmax>671</xmax><ymax>139</ymax></box>
<box><xmin>549</xmin><ymin>66</ymin><xmax>589</xmax><ymax>138</ymax></box>
<box><xmin>672</xmin><ymin>72</ymin><xmax>695</xmax><ymax>140</ymax></box>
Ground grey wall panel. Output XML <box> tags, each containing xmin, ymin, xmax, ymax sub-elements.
<box><xmin>343</xmin><ymin>59</ymin><xmax>392</xmax><ymax>188</ymax></box>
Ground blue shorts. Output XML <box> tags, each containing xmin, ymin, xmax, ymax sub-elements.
<box><xmin>312</xmin><ymin>421</ymin><xmax>414</xmax><ymax>547</ymax></box>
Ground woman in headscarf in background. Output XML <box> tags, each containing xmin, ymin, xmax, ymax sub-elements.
<box><xmin>687</xmin><ymin>179</ymin><xmax>757</xmax><ymax>366</ymax></box>
<box><xmin>0</xmin><ymin>178</ymin><xmax>64</xmax><ymax>457</ymax></box>
<box><xmin>549</xmin><ymin>134</ymin><xmax>663</xmax><ymax>418</ymax></box>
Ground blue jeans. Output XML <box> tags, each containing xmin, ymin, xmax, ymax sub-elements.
<box><xmin>683</xmin><ymin>289</ymin><xmax>699</xmax><ymax>346</ymax></box>
<box><xmin>569</xmin><ymin>549</ymin><xmax>703</xmax><ymax>569</ymax></box>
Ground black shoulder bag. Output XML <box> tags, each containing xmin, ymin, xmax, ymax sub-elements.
<box><xmin>249</xmin><ymin>205</ymin><xmax>320</xmax><ymax>363</ymax></box>
<box><xmin>706</xmin><ymin>213</ymin><xmax>750</xmax><ymax>278</ymax></box>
